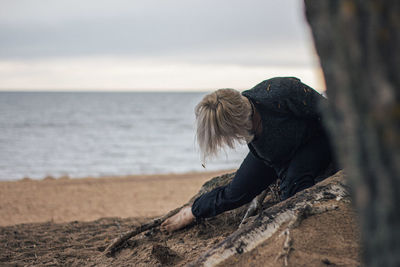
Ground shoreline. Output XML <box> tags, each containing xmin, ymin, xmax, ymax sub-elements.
<box><xmin>5</xmin><ymin>169</ymin><xmax>233</xmax><ymax>183</ymax></box>
<box><xmin>0</xmin><ymin>169</ymin><xmax>234</xmax><ymax>226</ymax></box>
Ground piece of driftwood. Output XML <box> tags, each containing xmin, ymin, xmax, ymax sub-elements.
<box><xmin>104</xmin><ymin>168</ymin><xmax>342</xmax><ymax>259</ymax></box>
<box><xmin>274</xmin><ymin>204</ymin><xmax>339</xmax><ymax>266</ymax></box>
<box><xmin>103</xmin><ymin>206</ymin><xmax>181</xmax><ymax>257</ymax></box>
<box><xmin>239</xmin><ymin>190</ymin><xmax>268</xmax><ymax>228</ymax></box>
<box><xmin>275</xmin><ymin>229</ymin><xmax>292</xmax><ymax>266</ymax></box>
<box><xmin>188</xmin><ymin>171</ymin><xmax>348</xmax><ymax>267</ymax></box>
<box><xmin>103</xmin><ymin>172</ymin><xmax>236</xmax><ymax>257</ymax></box>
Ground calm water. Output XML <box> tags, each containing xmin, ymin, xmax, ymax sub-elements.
<box><xmin>0</xmin><ymin>92</ymin><xmax>248</xmax><ymax>181</ymax></box>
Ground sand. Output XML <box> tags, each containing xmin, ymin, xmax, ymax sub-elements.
<box><xmin>0</xmin><ymin>170</ymin><xmax>231</xmax><ymax>226</ymax></box>
<box><xmin>0</xmin><ymin>171</ymin><xmax>361</xmax><ymax>266</ymax></box>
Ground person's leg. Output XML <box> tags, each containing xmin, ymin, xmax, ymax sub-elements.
<box><xmin>280</xmin><ymin>132</ymin><xmax>337</xmax><ymax>200</ymax></box>
<box><xmin>192</xmin><ymin>152</ymin><xmax>278</xmax><ymax>218</ymax></box>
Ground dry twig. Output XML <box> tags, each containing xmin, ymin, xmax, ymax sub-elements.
<box><xmin>275</xmin><ymin>229</ymin><xmax>293</xmax><ymax>266</ymax></box>
<box><xmin>103</xmin><ymin>206</ymin><xmax>182</xmax><ymax>256</ymax></box>
<box><xmin>103</xmin><ymin>172</ymin><xmax>236</xmax><ymax>257</ymax></box>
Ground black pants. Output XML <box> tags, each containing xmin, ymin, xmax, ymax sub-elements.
<box><xmin>192</xmin><ymin>133</ymin><xmax>337</xmax><ymax>218</ymax></box>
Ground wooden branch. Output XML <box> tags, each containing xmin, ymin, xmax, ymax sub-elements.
<box><xmin>103</xmin><ymin>172</ymin><xmax>236</xmax><ymax>257</ymax></box>
<box><xmin>274</xmin><ymin>204</ymin><xmax>338</xmax><ymax>266</ymax></box>
<box><xmin>275</xmin><ymin>229</ymin><xmax>292</xmax><ymax>266</ymax></box>
<box><xmin>239</xmin><ymin>190</ymin><xmax>268</xmax><ymax>228</ymax></box>
<box><xmin>103</xmin><ymin>206</ymin><xmax>182</xmax><ymax>257</ymax></box>
<box><xmin>239</xmin><ymin>180</ymin><xmax>281</xmax><ymax>228</ymax></box>
<box><xmin>188</xmin><ymin>172</ymin><xmax>348</xmax><ymax>267</ymax></box>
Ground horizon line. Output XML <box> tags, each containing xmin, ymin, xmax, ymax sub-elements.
<box><xmin>0</xmin><ymin>88</ymin><xmax>225</xmax><ymax>93</ymax></box>
<box><xmin>0</xmin><ymin>87</ymin><xmax>255</xmax><ymax>93</ymax></box>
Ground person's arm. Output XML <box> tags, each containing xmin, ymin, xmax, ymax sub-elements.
<box><xmin>191</xmin><ymin>153</ymin><xmax>276</xmax><ymax>218</ymax></box>
<box><xmin>161</xmin><ymin>152</ymin><xmax>276</xmax><ymax>232</ymax></box>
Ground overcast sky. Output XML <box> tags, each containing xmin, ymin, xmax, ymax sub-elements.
<box><xmin>0</xmin><ymin>0</ymin><xmax>323</xmax><ymax>91</ymax></box>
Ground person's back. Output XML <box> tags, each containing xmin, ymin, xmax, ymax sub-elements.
<box><xmin>161</xmin><ymin>77</ymin><xmax>337</xmax><ymax>232</ymax></box>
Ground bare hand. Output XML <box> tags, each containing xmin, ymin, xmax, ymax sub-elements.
<box><xmin>160</xmin><ymin>206</ymin><xmax>195</xmax><ymax>233</ymax></box>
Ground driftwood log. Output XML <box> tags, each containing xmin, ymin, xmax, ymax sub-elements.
<box><xmin>188</xmin><ymin>171</ymin><xmax>348</xmax><ymax>267</ymax></box>
<box><xmin>103</xmin><ymin>168</ymin><xmax>344</xmax><ymax>263</ymax></box>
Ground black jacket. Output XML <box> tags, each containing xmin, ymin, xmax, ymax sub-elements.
<box><xmin>242</xmin><ymin>77</ymin><xmax>327</xmax><ymax>173</ymax></box>
<box><xmin>191</xmin><ymin>77</ymin><xmax>331</xmax><ymax>219</ymax></box>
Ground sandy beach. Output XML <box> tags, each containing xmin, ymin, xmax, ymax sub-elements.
<box><xmin>0</xmin><ymin>170</ymin><xmax>232</xmax><ymax>226</ymax></box>
<box><xmin>0</xmin><ymin>171</ymin><xmax>361</xmax><ymax>266</ymax></box>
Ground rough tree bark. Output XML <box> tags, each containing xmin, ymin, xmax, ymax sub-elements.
<box><xmin>304</xmin><ymin>1</ymin><xmax>400</xmax><ymax>266</ymax></box>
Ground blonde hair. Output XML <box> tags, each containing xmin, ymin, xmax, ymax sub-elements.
<box><xmin>195</xmin><ymin>89</ymin><xmax>254</xmax><ymax>162</ymax></box>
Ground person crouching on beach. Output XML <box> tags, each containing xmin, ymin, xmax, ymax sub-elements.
<box><xmin>161</xmin><ymin>77</ymin><xmax>338</xmax><ymax>232</ymax></box>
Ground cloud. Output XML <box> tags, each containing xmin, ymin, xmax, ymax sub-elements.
<box><xmin>0</xmin><ymin>0</ymin><xmax>310</xmax><ymax>62</ymax></box>
<box><xmin>0</xmin><ymin>0</ymin><xmax>322</xmax><ymax>90</ymax></box>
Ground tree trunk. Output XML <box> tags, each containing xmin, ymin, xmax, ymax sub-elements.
<box><xmin>304</xmin><ymin>1</ymin><xmax>400</xmax><ymax>266</ymax></box>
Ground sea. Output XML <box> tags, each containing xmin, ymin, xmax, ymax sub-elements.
<box><xmin>0</xmin><ymin>92</ymin><xmax>249</xmax><ymax>181</ymax></box>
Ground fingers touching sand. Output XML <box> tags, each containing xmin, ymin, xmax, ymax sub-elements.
<box><xmin>161</xmin><ymin>206</ymin><xmax>195</xmax><ymax>233</ymax></box>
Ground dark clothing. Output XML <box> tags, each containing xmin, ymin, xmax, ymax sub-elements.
<box><xmin>242</xmin><ymin>77</ymin><xmax>327</xmax><ymax>170</ymax></box>
<box><xmin>279</xmin><ymin>129</ymin><xmax>335</xmax><ymax>200</ymax></box>
<box><xmin>192</xmin><ymin>130</ymin><xmax>335</xmax><ymax>218</ymax></box>
<box><xmin>191</xmin><ymin>77</ymin><xmax>336</xmax><ymax>219</ymax></box>
<box><xmin>192</xmin><ymin>152</ymin><xmax>277</xmax><ymax>218</ymax></box>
